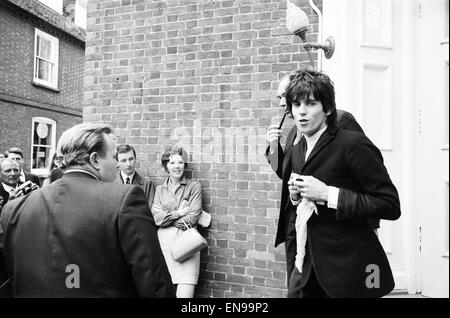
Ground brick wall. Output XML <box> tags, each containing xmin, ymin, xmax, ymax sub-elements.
<box><xmin>84</xmin><ymin>0</ymin><xmax>320</xmax><ymax>298</ymax></box>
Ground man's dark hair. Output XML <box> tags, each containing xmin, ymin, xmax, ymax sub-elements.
<box><xmin>115</xmin><ymin>144</ymin><xmax>136</xmax><ymax>161</ymax></box>
<box><xmin>7</xmin><ymin>147</ymin><xmax>24</xmax><ymax>159</ymax></box>
<box><xmin>285</xmin><ymin>69</ymin><xmax>337</xmax><ymax>124</ymax></box>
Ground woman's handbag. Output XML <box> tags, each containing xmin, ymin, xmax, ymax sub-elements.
<box><xmin>171</xmin><ymin>219</ymin><xmax>207</xmax><ymax>263</ymax></box>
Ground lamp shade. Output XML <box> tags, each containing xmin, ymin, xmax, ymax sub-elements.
<box><xmin>286</xmin><ymin>0</ymin><xmax>309</xmax><ymax>37</ymax></box>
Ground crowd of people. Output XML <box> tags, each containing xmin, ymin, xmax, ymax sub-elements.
<box><xmin>0</xmin><ymin>69</ymin><xmax>401</xmax><ymax>298</ymax></box>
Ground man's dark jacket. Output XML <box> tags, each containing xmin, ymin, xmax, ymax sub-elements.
<box><xmin>0</xmin><ymin>171</ymin><xmax>174</xmax><ymax>297</ymax></box>
<box><xmin>291</xmin><ymin>125</ymin><xmax>400</xmax><ymax>297</ymax></box>
<box><xmin>266</xmin><ymin>110</ymin><xmax>379</xmax><ymax>249</ymax></box>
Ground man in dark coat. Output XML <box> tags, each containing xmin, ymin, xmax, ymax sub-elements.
<box><xmin>0</xmin><ymin>123</ymin><xmax>174</xmax><ymax>298</ymax></box>
<box><xmin>282</xmin><ymin>69</ymin><xmax>400</xmax><ymax>297</ymax></box>
<box><xmin>265</xmin><ymin>71</ymin><xmax>380</xmax><ymax>297</ymax></box>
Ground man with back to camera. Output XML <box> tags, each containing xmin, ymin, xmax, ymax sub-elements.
<box><xmin>0</xmin><ymin>123</ymin><xmax>174</xmax><ymax>297</ymax></box>
<box><xmin>265</xmin><ymin>70</ymin><xmax>381</xmax><ymax>297</ymax></box>
<box><xmin>114</xmin><ymin>144</ymin><xmax>156</xmax><ymax>210</ymax></box>
<box><xmin>280</xmin><ymin>69</ymin><xmax>400</xmax><ymax>297</ymax></box>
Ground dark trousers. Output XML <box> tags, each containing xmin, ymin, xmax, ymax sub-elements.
<box><xmin>289</xmin><ymin>266</ymin><xmax>329</xmax><ymax>298</ymax></box>
<box><xmin>285</xmin><ymin>211</ymin><xmax>299</xmax><ymax>298</ymax></box>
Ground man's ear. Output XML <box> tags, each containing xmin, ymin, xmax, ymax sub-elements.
<box><xmin>89</xmin><ymin>152</ymin><xmax>100</xmax><ymax>170</ymax></box>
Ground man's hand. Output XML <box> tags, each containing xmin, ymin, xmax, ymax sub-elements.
<box><xmin>8</xmin><ymin>187</ymin><xmax>24</xmax><ymax>200</ymax></box>
<box><xmin>288</xmin><ymin>172</ymin><xmax>302</xmax><ymax>201</ymax></box>
<box><xmin>265</xmin><ymin>124</ymin><xmax>282</xmax><ymax>154</ymax></box>
<box><xmin>291</xmin><ymin>175</ymin><xmax>329</xmax><ymax>202</ymax></box>
<box><xmin>0</xmin><ymin>196</ymin><xmax>4</xmax><ymax>210</ymax></box>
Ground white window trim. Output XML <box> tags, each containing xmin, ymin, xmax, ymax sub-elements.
<box><xmin>33</xmin><ymin>28</ymin><xmax>59</xmax><ymax>90</ymax></box>
<box><xmin>30</xmin><ymin>117</ymin><xmax>57</xmax><ymax>177</ymax></box>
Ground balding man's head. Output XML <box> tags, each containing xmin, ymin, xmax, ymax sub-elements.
<box><xmin>0</xmin><ymin>158</ymin><xmax>20</xmax><ymax>187</ymax></box>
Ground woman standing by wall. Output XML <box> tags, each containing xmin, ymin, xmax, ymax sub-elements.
<box><xmin>151</xmin><ymin>145</ymin><xmax>203</xmax><ymax>298</ymax></box>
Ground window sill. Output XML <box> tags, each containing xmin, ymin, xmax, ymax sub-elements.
<box><xmin>32</xmin><ymin>81</ymin><xmax>60</xmax><ymax>92</ymax></box>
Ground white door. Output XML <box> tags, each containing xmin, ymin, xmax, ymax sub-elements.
<box><xmin>416</xmin><ymin>0</ymin><xmax>449</xmax><ymax>298</ymax></box>
<box><xmin>322</xmin><ymin>0</ymin><xmax>419</xmax><ymax>292</ymax></box>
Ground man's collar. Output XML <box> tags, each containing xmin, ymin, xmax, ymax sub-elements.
<box><xmin>120</xmin><ymin>171</ymin><xmax>135</xmax><ymax>183</ymax></box>
<box><xmin>63</xmin><ymin>169</ymin><xmax>99</xmax><ymax>181</ymax></box>
<box><xmin>304</xmin><ymin>125</ymin><xmax>328</xmax><ymax>144</ymax></box>
<box><xmin>162</xmin><ymin>176</ymin><xmax>187</xmax><ymax>188</ymax></box>
<box><xmin>1</xmin><ymin>182</ymin><xmax>18</xmax><ymax>193</ymax></box>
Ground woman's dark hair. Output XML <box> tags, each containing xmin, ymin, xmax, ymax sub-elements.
<box><xmin>285</xmin><ymin>69</ymin><xmax>337</xmax><ymax>124</ymax></box>
<box><xmin>161</xmin><ymin>145</ymin><xmax>188</xmax><ymax>173</ymax></box>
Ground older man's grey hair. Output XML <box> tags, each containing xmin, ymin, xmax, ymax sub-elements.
<box><xmin>0</xmin><ymin>158</ymin><xmax>19</xmax><ymax>171</ymax></box>
<box><xmin>57</xmin><ymin>123</ymin><xmax>113</xmax><ymax>168</ymax></box>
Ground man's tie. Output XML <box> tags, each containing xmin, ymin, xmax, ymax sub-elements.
<box><xmin>299</xmin><ymin>135</ymin><xmax>307</xmax><ymax>163</ymax></box>
<box><xmin>125</xmin><ymin>177</ymin><xmax>130</xmax><ymax>184</ymax></box>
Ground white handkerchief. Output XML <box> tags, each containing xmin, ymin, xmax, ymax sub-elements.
<box><xmin>295</xmin><ymin>198</ymin><xmax>318</xmax><ymax>273</ymax></box>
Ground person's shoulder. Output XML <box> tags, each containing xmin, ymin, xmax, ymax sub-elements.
<box><xmin>335</xmin><ymin>126</ymin><xmax>368</xmax><ymax>144</ymax></box>
<box><xmin>336</xmin><ymin>126</ymin><xmax>379</xmax><ymax>153</ymax></box>
<box><xmin>24</xmin><ymin>171</ymin><xmax>39</xmax><ymax>178</ymax></box>
<box><xmin>336</xmin><ymin>109</ymin><xmax>356</xmax><ymax>120</ymax></box>
<box><xmin>187</xmin><ymin>179</ymin><xmax>202</xmax><ymax>190</ymax></box>
<box><xmin>0</xmin><ymin>188</ymin><xmax>39</xmax><ymax>220</ymax></box>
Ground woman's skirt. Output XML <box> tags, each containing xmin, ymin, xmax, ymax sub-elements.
<box><xmin>157</xmin><ymin>226</ymin><xmax>200</xmax><ymax>284</ymax></box>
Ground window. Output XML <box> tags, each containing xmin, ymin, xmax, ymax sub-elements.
<box><xmin>30</xmin><ymin>117</ymin><xmax>57</xmax><ymax>177</ymax></box>
<box><xmin>37</xmin><ymin>0</ymin><xmax>63</xmax><ymax>14</ymax></box>
<box><xmin>34</xmin><ymin>29</ymin><xmax>59</xmax><ymax>89</ymax></box>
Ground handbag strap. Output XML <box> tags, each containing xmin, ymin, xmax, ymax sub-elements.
<box><xmin>180</xmin><ymin>218</ymin><xmax>190</xmax><ymax>230</ymax></box>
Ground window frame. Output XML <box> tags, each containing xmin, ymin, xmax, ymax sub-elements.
<box><xmin>30</xmin><ymin>117</ymin><xmax>57</xmax><ymax>177</ymax></box>
<box><xmin>33</xmin><ymin>28</ymin><xmax>59</xmax><ymax>90</ymax></box>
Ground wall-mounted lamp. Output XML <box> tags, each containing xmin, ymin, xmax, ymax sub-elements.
<box><xmin>286</xmin><ymin>0</ymin><xmax>335</xmax><ymax>69</ymax></box>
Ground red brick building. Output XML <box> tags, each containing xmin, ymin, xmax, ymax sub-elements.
<box><xmin>0</xmin><ymin>0</ymin><xmax>85</xmax><ymax>176</ymax></box>
<box><xmin>85</xmin><ymin>0</ymin><xmax>320</xmax><ymax>297</ymax></box>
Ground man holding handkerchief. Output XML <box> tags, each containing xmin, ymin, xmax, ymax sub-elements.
<box><xmin>285</xmin><ymin>70</ymin><xmax>401</xmax><ymax>298</ymax></box>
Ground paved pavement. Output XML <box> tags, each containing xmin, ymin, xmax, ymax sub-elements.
<box><xmin>384</xmin><ymin>290</ymin><xmax>429</xmax><ymax>298</ymax></box>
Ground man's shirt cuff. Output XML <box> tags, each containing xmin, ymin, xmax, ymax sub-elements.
<box><xmin>327</xmin><ymin>186</ymin><xmax>339</xmax><ymax>210</ymax></box>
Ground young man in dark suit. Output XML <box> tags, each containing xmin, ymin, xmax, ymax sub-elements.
<box><xmin>0</xmin><ymin>123</ymin><xmax>174</xmax><ymax>297</ymax></box>
<box><xmin>114</xmin><ymin>144</ymin><xmax>156</xmax><ymax>210</ymax></box>
<box><xmin>283</xmin><ymin>69</ymin><xmax>400</xmax><ymax>297</ymax></box>
<box><xmin>265</xmin><ymin>71</ymin><xmax>380</xmax><ymax>297</ymax></box>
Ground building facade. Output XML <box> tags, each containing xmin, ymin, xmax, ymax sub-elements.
<box><xmin>0</xmin><ymin>0</ymin><xmax>85</xmax><ymax>176</ymax></box>
<box><xmin>322</xmin><ymin>0</ymin><xmax>449</xmax><ymax>298</ymax></box>
<box><xmin>84</xmin><ymin>0</ymin><xmax>449</xmax><ymax>298</ymax></box>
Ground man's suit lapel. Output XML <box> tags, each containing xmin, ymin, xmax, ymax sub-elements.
<box><xmin>133</xmin><ymin>172</ymin><xmax>145</xmax><ymax>186</ymax></box>
<box><xmin>302</xmin><ymin>125</ymin><xmax>339</xmax><ymax>171</ymax></box>
<box><xmin>0</xmin><ymin>184</ymin><xmax>9</xmax><ymax>202</ymax></box>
